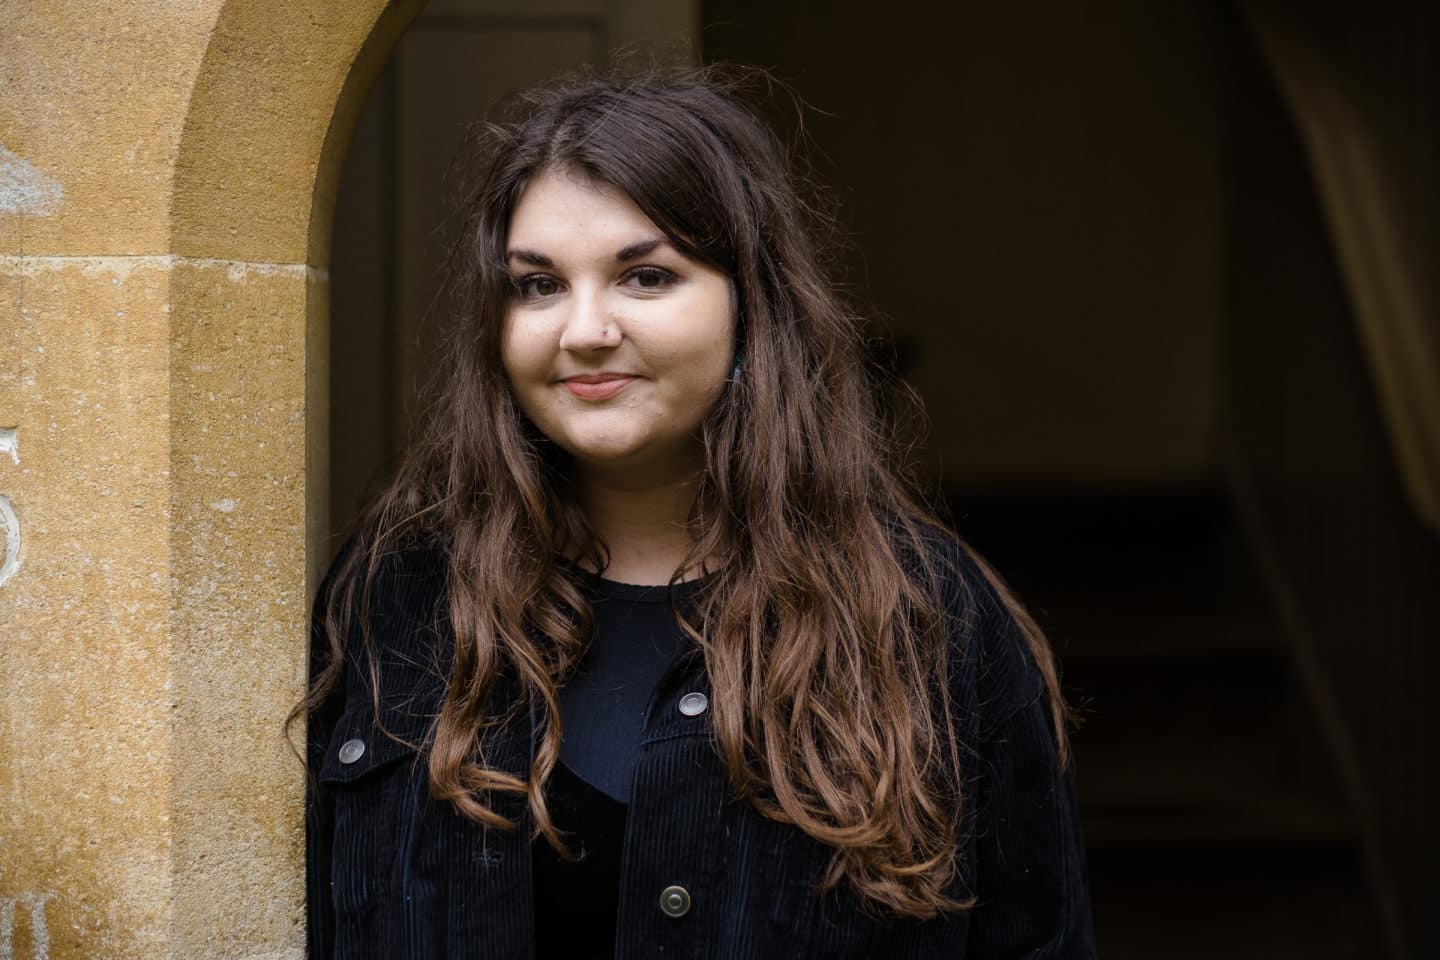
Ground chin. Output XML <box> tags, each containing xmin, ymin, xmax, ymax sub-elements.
<box><xmin>556</xmin><ymin>431</ymin><xmax>649</xmax><ymax>465</ymax></box>
<box><xmin>562</xmin><ymin>431</ymin><xmax>699</xmax><ymax>474</ymax></box>
<box><xmin>568</xmin><ymin>444</ymin><xmax>645</xmax><ymax>464</ymax></box>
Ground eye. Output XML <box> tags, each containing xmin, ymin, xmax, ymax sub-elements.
<box><xmin>624</xmin><ymin>266</ymin><xmax>678</xmax><ymax>291</ymax></box>
<box><xmin>514</xmin><ymin>274</ymin><xmax>562</xmax><ymax>301</ymax></box>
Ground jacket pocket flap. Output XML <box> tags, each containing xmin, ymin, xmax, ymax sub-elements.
<box><xmin>319</xmin><ymin>705</ymin><xmax>429</xmax><ymax>785</ymax></box>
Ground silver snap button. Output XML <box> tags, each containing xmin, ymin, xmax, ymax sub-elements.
<box><xmin>658</xmin><ymin>884</ymin><xmax>692</xmax><ymax>918</ymax></box>
<box><xmin>337</xmin><ymin>738</ymin><xmax>366</xmax><ymax>765</ymax></box>
<box><xmin>678</xmin><ymin>692</ymin><xmax>709</xmax><ymax>717</ymax></box>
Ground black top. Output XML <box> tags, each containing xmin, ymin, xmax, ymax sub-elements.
<box><xmin>552</xmin><ymin>566</ymin><xmax>713</xmax><ymax>801</ymax></box>
<box><xmin>531</xmin><ymin>761</ymin><xmax>628</xmax><ymax>960</ymax></box>
<box><xmin>532</xmin><ymin>568</ymin><xmax>714</xmax><ymax>959</ymax></box>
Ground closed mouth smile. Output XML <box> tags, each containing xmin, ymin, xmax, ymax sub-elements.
<box><xmin>561</xmin><ymin>374</ymin><xmax>637</xmax><ymax>401</ymax></box>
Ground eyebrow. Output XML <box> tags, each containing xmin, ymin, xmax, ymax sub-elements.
<box><xmin>615</xmin><ymin>237</ymin><xmax>667</xmax><ymax>261</ymax></box>
<box><xmin>505</xmin><ymin>236</ymin><xmax>670</xmax><ymax>268</ymax></box>
<box><xmin>506</xmin><ymin>248</ymin><xmax>553</xmax><ymax>268</ymax></box>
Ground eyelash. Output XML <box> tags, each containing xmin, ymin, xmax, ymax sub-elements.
<box><xmin>512</xmin><ymin>266</ymin><xmax>678</xmax><ymax>301</ymax></box>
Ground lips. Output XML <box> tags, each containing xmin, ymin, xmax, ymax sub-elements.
<box><xmin>561</xmin><ymin>374</ymin><xmax>638</xmax><ymax>401</ymax></box>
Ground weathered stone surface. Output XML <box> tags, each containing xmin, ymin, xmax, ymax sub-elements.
<box><xmin>0</xmin><ymin>3</ymin><xmax>217</xmax><ymax>255</ymax></box>
<box><xmin>0</xmin><ymin>256</ymin><xmax>329</xmax><ymax>957</ymax></box>
<box><xmin>0</xmin><ymin>258</ymin><xmax>175</xmax><ymax>957</ymax></box>
<box><xmin>0</xmin><ymin>1</ymin><xmax>401</xmax><ymax>956</ymax></box>
<box><xmin>172</xmin><ymin>3</ymin><xmax>406</xmax><ymax>265</ymax></box>
<box><xmin>167</xmin><ymin>260</ymin><xmax>322</xmax><ymax>957</ymax></box>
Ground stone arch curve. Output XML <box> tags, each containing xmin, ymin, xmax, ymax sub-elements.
<box><xmin>171</xmin><ymin>1</ymin><xmax>423</xmax><ymax>268</ymax></box>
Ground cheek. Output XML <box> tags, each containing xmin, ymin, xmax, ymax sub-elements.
<box><xmin>658</xmin><ymin>286</ymin><xmax>735</xmax><ymax>390</ymax></box>
<box><xmin>498</xmin><ymin>329</ymin><xmax>556</xmax><ymax>430</ymax></box>
<box><xmin>696</xmin><ymin>317</ymin><xmax>738</xmax><ymax>393</ymax></box>
<box><xmin>500</xmin><ymin>317</ymin><xmax>547</xmax><ymax>388</ymax></box>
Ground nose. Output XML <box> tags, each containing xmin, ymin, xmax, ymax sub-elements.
<box><xmin>557</xmin><ymin>287</ymin><xmax>622</xmax><ymax>353</ymax></box>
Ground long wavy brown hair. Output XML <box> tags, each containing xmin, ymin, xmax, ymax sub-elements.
<box><xmin>291</xmin><ymin>63</ymin><xmax>1073</xmax><ymax>920</ymax></box>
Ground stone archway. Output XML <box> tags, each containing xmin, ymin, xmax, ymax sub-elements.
<box><xmin>1</xmin><ymin>3</ymin><xmax>420</xmax><ymax>957</ymax></box>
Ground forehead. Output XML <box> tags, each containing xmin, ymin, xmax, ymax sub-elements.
<box><xmin>506</xmin><ymin>167</ymin><xmax>659</xmax><ymax>247</ymax></box>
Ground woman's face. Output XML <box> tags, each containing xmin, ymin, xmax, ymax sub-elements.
<box><xmin>501</xmin><ymin>167</ymin><xmax>736</xmax><ymax>478</ymax></box>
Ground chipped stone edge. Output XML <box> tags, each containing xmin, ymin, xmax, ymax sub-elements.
<box><xmin>0</xmin><ymin>255</ymin><xmax>329</xmax><ymax>283</ymax></box>
<box><xmin>0</xmin><ymin>493</ymin><xmax>22</xmax><ymax>588</ymax></box>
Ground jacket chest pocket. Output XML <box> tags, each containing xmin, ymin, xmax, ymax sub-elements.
<box><xmin>318</xmin><ymin>710</ymin><xmax>427</xmax><ymax>916</ymax></box>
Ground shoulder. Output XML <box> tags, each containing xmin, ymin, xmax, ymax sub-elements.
<box><xmin>315</xmin><ymin>532</ymin><xmax>450</xmax><ymax>623</ymax></box>
<box><xmin>906</xmin><ymin>520</ymin><xmax>1049</xmax><ymax>737</ymax></box>
<box><xmin>312</xmin><ymin>532</ymin><xmax>454</xmax><ymax>684</ymax></box>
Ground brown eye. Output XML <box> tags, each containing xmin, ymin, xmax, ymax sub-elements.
<box><xmin>626</xmin><ymin>266</ymin><xmax>676</xmax><ymax>290</ymax></box>
<box><xmin>516</xmin><ymin>274</ymin><xmax>561</xmax><ymax>300</ymax></box>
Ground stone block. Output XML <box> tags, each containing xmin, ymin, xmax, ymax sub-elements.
<box><xmin>0</xmin><ymin>255</ymin><xmax>326</xmax><ymax>957</ymax></box>
<box><xmin>0</xmin><ymin>257</ymin><xmax>176</xmax><ymax>957</ymax></box>
<box><xmin>0</xmin><ymin>3</ymin><xmax>216</xmax><ymax>255</ymax></box>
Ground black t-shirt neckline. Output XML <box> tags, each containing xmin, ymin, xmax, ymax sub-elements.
<box><xmin>560</xmin><ymin>558</ymin><xmax>719</xmax><ymax>604</ymax></box>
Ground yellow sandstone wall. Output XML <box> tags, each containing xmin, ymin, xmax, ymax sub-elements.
<box><xmin>0</xmin><ymin>2</ymin><xmax>419</xmax><ymax>956</ymax></box>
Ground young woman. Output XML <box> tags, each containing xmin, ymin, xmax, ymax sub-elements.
<box><xmin>294</xmin><ymin>65</ymin><xmax>1095</xmax><ymax>959</ymax></box>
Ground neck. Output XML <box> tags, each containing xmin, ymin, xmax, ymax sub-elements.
<box><xmin>572</xmin><ymin>455</ymin><xmax>706</xmax><ymax>586</ymax></box>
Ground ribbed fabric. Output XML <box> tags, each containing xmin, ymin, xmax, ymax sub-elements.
<box><xmin>304</xmin><ymin>535</ymin><xmax>1096</xmax><ymax>959</ymax></box>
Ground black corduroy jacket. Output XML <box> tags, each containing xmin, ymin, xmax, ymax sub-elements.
<box><xmin>304</xmin><ymin>537</ymin><xmax>1096</xmax><ymax>959</ymax></box>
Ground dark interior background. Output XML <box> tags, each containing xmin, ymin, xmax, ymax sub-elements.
<box><xmin>704</xmin><ymin>1</ymin><xmax>1224</xmax><ymax>492</ymax></box>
